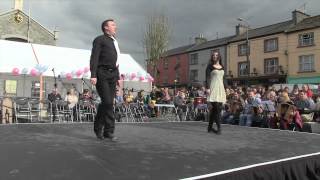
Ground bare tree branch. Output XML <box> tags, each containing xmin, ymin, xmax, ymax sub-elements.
<box><xmin>143</xmin><ymin>13</ymin><xmax>170</xmax><ymax>84</ymax></box>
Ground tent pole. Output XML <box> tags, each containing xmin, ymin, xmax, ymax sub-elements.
<box><xmin>40</xmin><ymin>75</ymin><xmax>43</xmax><ymax>101</ymax></box>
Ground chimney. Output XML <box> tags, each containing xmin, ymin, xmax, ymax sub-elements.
<box><xmin>14</xmin><ymin>0</ymin><xmax>23</xmax><ymax>11</ymax></box>
<box><xmin>292</xmin><ymin>10</ymin><xmax>310</xmax><ymax>24</ymax></box>
<box><xmin>194</xmin><ymin>34</ymin><xmax>207</xmax><ymax>45</ymax></box>
<box><xmin>54</xmin><ymin>30</ymin><xmax>59</xmax><ymax>40</ymax></box>
<box><xmin>54</xmin><ymin>27</ymin><xmax>59</xmax><ymax>40</ymax></box>
<box><xmin>235</xmin><ymin>24</ymin><xmax>247</xmax><ymax>36</ymax></box>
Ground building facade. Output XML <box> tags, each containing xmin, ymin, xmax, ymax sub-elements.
<box><xmin>0</xmin><ymin>1</ymin><xmax>57</xmax><ymax>45</ymax></box>
<box><xmin>226</xmin><ymin>10</ymin><xmax>319</xmax><ymax>86</ymax></box>
<box><xmin>147</xmin><ymin>44</ymin><xmax>192</xmax><ymax>87</ymax></box>
<box><xmin>187</xmin><ymin>36</ymin><xmax>233</xmax><ymax>86</ymax></box>
<box><xmin>149</xmin><ymin>10</ymin><xmax>320</xmax><ymax>88</ymax></box>
<box><xmin>286</xmin><ymin>16</ymin><xmax>320</xmax><ymax>84</ymax></box>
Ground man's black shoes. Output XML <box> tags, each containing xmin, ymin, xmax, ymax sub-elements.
<box><xmin>103</xmin><ymin>133</ymin><xmax>118</xmax><ymax>142</ymax></box>
<box><xmin>207</xmin><ymin>128</ymin><xmax>221</xmax><ymax>135</ymax></box>
<box><xmin>95</xmin><ymin>131</ymin><xmax>104</xmax><ymax>140</ymax></box>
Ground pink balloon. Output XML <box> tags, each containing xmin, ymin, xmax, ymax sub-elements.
<box><xmin>139</xmin><ymin>76</ymin><xmax>145</xmax><ymax>81</ymax></box>
<box><xmin>83</xmin><ymin>67</ymin><xmax>90</xmax><ymax>73</ymax></box>
<box><xmin>130</xmin><ymin>73</ymin><xmax>136</xmax><ymax>80</ymax></box>
<box><xmin>66</xmin><ymin>73</ymin><xmax>72</xmax><ymax>80</ymax></box>
<box><xmin>12</xmin><ymin>68</ymin><xmax>20</xmax><ymax>76</ymax></box>
<box><xmin>76</xmin><ymin>69</ymin><xmax>83</xmax><ymax>77</ymax></box>
<box><xmin>30</xmin><ymin>69</ymin><xmax>38</xmax><ymax>77</ymax></box>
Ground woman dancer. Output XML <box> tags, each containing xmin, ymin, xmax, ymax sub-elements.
<box><xmin>205</xmin><ymin>52</ymin><xmax>226</xmax><ymax>134</ymax></box>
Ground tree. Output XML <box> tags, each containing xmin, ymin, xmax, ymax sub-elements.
<box><xmin>143</xmin><ymin>13</ymin><xmax>170</xmax><ymax>84</ymax></box>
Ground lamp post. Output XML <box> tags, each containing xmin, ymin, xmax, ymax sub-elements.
<box><xmin>237</xmin><ymin>18</ymin><xmax>250</xmax><ymax>76</ymax></box>
<box><xmin>174</xmin><ymin>79</ymin><xmax>178</xmax><ymax>95</ymax></box>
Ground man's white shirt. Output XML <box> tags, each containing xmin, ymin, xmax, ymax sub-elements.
<box><xmin>110</xmin><ymin>36</ymin><xmax>120</xmax><ymax>67</ymax></box>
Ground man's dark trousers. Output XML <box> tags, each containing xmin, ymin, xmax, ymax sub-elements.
<box><xmin>94</xmin><ymin>66</ymin><xmax>118</xmax><ymax>137</ymax></box>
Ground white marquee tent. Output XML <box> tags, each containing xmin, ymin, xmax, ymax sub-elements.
<box><xmin>0</xmin><ymin>39</ymin><xmax>151</xmax><ymax>80</ymax></box>
<box><xmin>0</xmin><ymin>40</ymin><xmax>152</xmax><ymax>97</ymax></box>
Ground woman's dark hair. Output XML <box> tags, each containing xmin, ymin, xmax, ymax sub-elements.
<box><xmin>101</xmin><ymin>19</ymin><xmax>114</xmax><ymax>33</ymax></box>
<box><xmin>208</xmin><ymin>51</ymin><xmax>223</xmax><ymax>67</ymax></box>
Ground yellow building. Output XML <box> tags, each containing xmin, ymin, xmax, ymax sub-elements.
<box><xmin>286</xmin><ymin>16</ymin><xmax>320</xmax><ymax>84</ymax></box>
<box><xmin>226</xmin><ymin>10</ymin><xmax>320</xmax><ymax>86</ymax></box>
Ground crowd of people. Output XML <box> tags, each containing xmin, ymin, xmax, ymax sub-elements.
<box><xmin>114</xmin><ymin>84</ymin><xmax>320</xmax><ymax>131</ymax></box>
<box><xmin>46</xmin><ymin>83</ymin><xmax>320</xmax><ymax>132</ymax></box>
<box><xmin>47</xmin><ymin>87</ymin><xmax>98</xmax><ymax>122</ymax></box>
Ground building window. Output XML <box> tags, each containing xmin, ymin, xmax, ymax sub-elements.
<box><xmin>176</xmin><ymin>56</ymin><xmax>180</xmax><ymax>65</ymax></box>
<box><xmin>163</xmin><ymin>58</ymin><xmax>169</xmax><ymax>69</ymax></box>
<box><xmin>298</xmin><ymin>32</ymin><xmax>314</xmax><ymax>47</ymax></box>
<box><xmin>175</xmin><ymin>71</ymin><xmax>180</xmax><ymax>83</ymax></box>
<box><xmin>190</xmin><ymin>70</ymin><xmax>198</xmax><ymax>81</ymax></box>
<box><xmin>238</xmin><ymin>43</ymin><xmax>249</xmax><ymax>56</ymax></box>
<box><xmin>238</xmin><ymin>62</ymin><xmax>249</xmax><ymax>76</ymax></box>
<box><xmin>299</xmin><ymin>55</ymin><xmax>314</xmax><ymax>72</ymax></box>
<box><xmin>264</xmin><ymin>38</ymin><xmax>278</xmax><ymax>52</ymax></box>
<box><xmin>264</xmin><ymin>58</ymin><xmax>279</xmax><ymax>74</ymax></box>
<box><xmin>31</xmin><ymin>81</ymin><xmax>47</xmax><ymax>98</ymax></box>
<box><xmin>190</xmin><ymin>53</ymin><xmax>198</xmax><ymax>65</ymax></box>
<box><xmin>31</xmin><ymin>81</ymin><xmax>41</xmax><ymax>98</ymax></box>
<box><xmin>4</xmin><ymin>80</ymin><xmax>17</xmax><ymax>96</ymax></box>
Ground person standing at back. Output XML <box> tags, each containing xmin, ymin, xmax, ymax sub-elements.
<box><xmin>90</xmin><ymin>19</ymin><xmax>120</xmax><ymax>141</ymax></box>
<box><xmin>205</xmin><ymin>52</ymin><xmax>226</xmax><ymax>134</ymax></box>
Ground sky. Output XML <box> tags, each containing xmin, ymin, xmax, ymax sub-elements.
<box><xmin>1</xmin><ymin>0</ymin><xmax>320</xmax><ymax>66</ymax></box>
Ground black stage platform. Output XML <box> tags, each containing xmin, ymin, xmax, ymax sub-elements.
<box><xmin>0</xmin><ymin>122</ymin><xmax>320</xmax><ymax>180</ymax></box>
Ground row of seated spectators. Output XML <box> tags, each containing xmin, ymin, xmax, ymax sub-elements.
<box><xmin>116</xmin><ymin>84</ymin><xmax>320</xmax><ymax>131</ymax></box>
<box><xmin>222</xmin><ymin>84</ymin><xmax>320</xmax><ymax>131</ymax></box>
<box><xmin>47</xmin><ymin>84</ymin><xmax>320</xmax><ymax>129</ymax></box>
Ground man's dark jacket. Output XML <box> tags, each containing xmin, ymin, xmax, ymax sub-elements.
<box><xmin>90</xmin><ymin>35</ymin><xmax>118</xmax><ymax>79</ymax></box>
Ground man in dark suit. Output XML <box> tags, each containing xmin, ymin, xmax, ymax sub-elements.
<box><xmin>90</xmin><ymin>19</ymin><xmax>120</xmax><ymax>141</ymax></box>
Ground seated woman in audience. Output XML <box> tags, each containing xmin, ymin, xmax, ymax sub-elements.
<box><xmin>80</xmin><ymin>89</ymin><xmax>95</xmax><ymax>107</ymax></box>
<box><xmin>161</xmin><ymin>88</ymin><xmax>171</xmax><ymax>104</ymax></box>
<box><xmin>260</xmin><ymin>90</ymin><xmax>278</xmax><ymax>128</ymax></box>
<box><xmin>124</xmin><ymin>90</ymin><xmax>134</xmax><ymax>104</ymax></box>
<box><xmin>65</xmin><ymin>88</ymin><xmax>78</xmax><ymax>109</ymax></box>
<box><xmin>79</xmin><ymin>89</ymin><xmax>96</xmax><ymax>121</ymax></box>
<box><xmin>65</xmin><ymin>88</ymin><xmax>79</xmax><ymax>121</ymax></box>
<box><xmin>174</xmin><ymin>91</ymin><xmax>187</xmax><ymax>121</ymax></box>
<box><xmin>222</xmin><ymin>92</ymin><xmax>244</xmax><ymax>124</ymax></box>
<box><xmin>276</xmin><ymin>92</ymin><xmax>303</xmax><ymax>130</ymax></box>
<box><xmin>302</xmin><ymin>84</ymin><xmax>313</xmax><ymax>98</ymax></box>
<box><xmin>134</xmin><ymin>90</ymin><xmax>146</xmax><ymax>104</ymax></box>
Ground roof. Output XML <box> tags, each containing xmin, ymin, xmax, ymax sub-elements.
<box><xmin>229</xmin><ymin>20</ymin><xmax>294</xmax><ymax>43</ymax></box>
<box><xmin>188</xmin><ymin>35</ymin><xmax>235</xmax><ymax>52</ymax></box>
<box><xmin>0</xmin><ymin>9</ymin><xmax>54</xmax><ymax>37</ymax></box>
<box><xmin>163</xmin><ymin>35</ymin><xmax>235</xmax><ymax>56</ymax></box>
<box><xmin>163</xmin><ymin>44</ymin><xmax>195</xmax><ymax>57</ymax></box>
<box><xmin>286</xmin><ymin>15</ymin><xmax>320</xmax><ymax>33</ymax></box>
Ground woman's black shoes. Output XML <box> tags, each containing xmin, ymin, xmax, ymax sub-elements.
<box><xmin>207</xmin><ymin>128</ymin><xmax>221</xmax><ymax>135</ymax></box>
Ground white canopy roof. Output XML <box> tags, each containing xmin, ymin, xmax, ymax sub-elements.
<box><xmin>0</xmin><ymin>40</ymin><xmax>150</xmax><ymax>80</ymax></box>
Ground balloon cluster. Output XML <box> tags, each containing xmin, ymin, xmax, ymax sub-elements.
<box><xmin>59</xmin><ymin>66</ymin><xmax>90</xmax><ymax>80</ymax></box>
<box><xmin>35</xmin><ymin>64</ymin><xmax>49</xmax><ymax>75</ymax></box>
<box><xmin>11</xmin><ymin>65</ymin><xmax>91</xmax><ymax>80</ymax></box>
<box><xmin>119</xmin><ymin>72</ymin><xmax>153</xmax><ymax>82</ymax></box>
